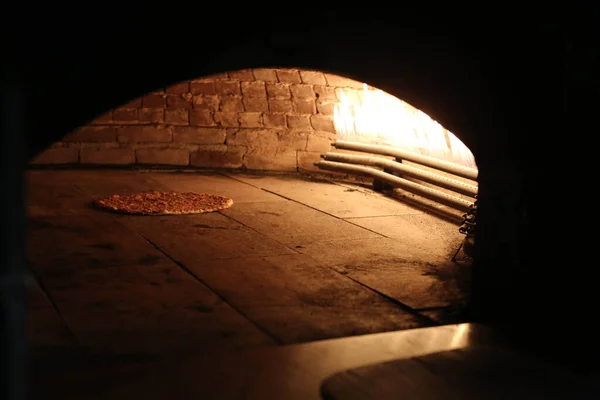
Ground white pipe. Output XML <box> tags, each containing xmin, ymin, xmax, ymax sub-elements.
<box><xmin>314</xmin><ymin>160</ymin><xmax>474</xmax><ymax>212</ymax></box>
<box><xmin>332</xmin><ymin>140</ymin><xmax>478</xmax><ymax>181</ymax></box>
<box><xmin>321</xmin><ymin>152</ymin><xmax>478</xmax><ymax>197</ymax></box>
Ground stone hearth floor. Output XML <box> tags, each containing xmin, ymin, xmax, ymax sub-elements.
<box><xmin>26</xmin><ymin>168</ymin><xmax>471</xmax><ymax>394</ymax></box>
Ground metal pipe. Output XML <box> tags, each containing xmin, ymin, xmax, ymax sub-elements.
<box><xmin>332</xmin><ymin>140</ymin><xmax>478</xmax><ymax>181</ymax></box>
<box><xmin>314</xmin><ymin>160</ymin><xmax>474</xmax><ymax>212</ymax></box>
<box><xmin>321</xmin><ymin>152</ymin><xmax>478</xmax><ymax>197</ymax></box>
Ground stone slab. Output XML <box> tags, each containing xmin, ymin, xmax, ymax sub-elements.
<box><xmin>38</xmin><ymin>262</ymin><xmax>274</xmax><ymax>354</ymax></box>
<box><xmin>147</xmin><ymin>171</ymin><xmax>286</xmax><ymax>203</ymax></box>
<box><xmin>181</xmin><ymin>254</ymin><xmax>421</xmax><ymax>344</ymax></box>
<box><xmin>26</xmin><ymin>171</ymin><xmax>95</xmax><ymax>217</ymax></box>
<box><xmin>220</xmin><ymin>200</ymin><xmax>381</xmax><ymax>246</ymax></box>
<box><xmin>28</xmin><ymin>213</ymin><xmax>171</xmax><ymax>272</ymax></box>
<box><xmin>27</xmin><ymin>279</ymin><xmax>75</xmax><ymax>348</ymax></box>
<box><xmin>345</xmin><ymin>214</ymin><xmax>464</xmax><ymax>260</ymax></box>
<box><xmin>66</xmin><ymin>170</ymin><xmax>171</xmax><ymax>199</ymax></box>
<box><xmin>296</xmin><ymin>237</ymin><xmax>467</xmax><ymax>309</ymax></box>
<box><xmin>224</xmin><ymin>173</ymin><xmax>421</xmax><ymax>218</ymax></box>
<box><xmin>120</xmin><ymin>212</ymin><xmax>296</xmax><ymax>261</ymax></box>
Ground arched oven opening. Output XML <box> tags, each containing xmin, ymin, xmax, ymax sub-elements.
<box><xmin>23</xmin><ymin>68</ymin><xmax>493</xmax><ymax>395</ymax></box>
<box><xmin>27</xmin><ymin>69</ymin><xmax>478</xmax><ymax>357</ymax></box>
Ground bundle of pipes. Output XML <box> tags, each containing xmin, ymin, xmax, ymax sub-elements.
<box><xmin>313</xmin><ymin>140</ymin><xmax>479</xmax><ymax>213</ymax></box>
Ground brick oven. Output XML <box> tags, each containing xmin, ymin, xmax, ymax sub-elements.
<box><xmin>33</xmin><ymin>69</ymin><xmax>448</xmax><ymax>174</ymax></box>
<box><xmin>4</xmin><ymin>5</ymin><xmax>599</xmax><ymax>399</ymax></box>
<box><xmin>30</xmin><ymin>67</ymin><xmax>478</xmax><ymax>227</ymax></box>
<box><xmin>31</xmin><ymin>69</ymin><xmax>357</xmax><ymax>172</ymax></box>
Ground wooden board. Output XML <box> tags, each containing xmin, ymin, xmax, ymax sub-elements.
<box><xmin>321</xmin><ymin>347</ymin><xmax>590</xmax><ymax>399</ymax></box>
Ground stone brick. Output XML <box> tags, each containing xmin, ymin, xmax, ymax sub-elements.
<box><xmin>310</xmin><ymin>115</ymin><xmax>335</xmax><ymax>132</ymax></box>
<box><xmin>220</xmin><ymin>96</ymin><xmax>244</xmax><ymax>112</ymax></box>
<box><xmin>191</xmin><ymin>145</ymin><xmax>246</xmax><ymax>168</ymax></box>
<box><xmin>226</xmin><ymin>129</ymin><xmax>279</xmax><ymax>150</ymax></box>
<box><xmin>241</xmin><ymin>81</ymin><xmax>266</xmax><ymax>97</ymax></box>
<box><xmin>112</xmin><ymin>108</ymin><xmax>138</xmax><ymax>123</ymax></box>
<box><xmin>252</xmin><ymin>68</ymin><xmax>278</xmax><ymax>82</ymax></box>
<box><xmin>165</xmin><ymin>108</ymin><xmax>189</xmax><ymax>125</ymax></box>
<box><xmin>263</xmin><ymin>113</ymin><xmax>286</xmax><ymax>128</ymax></box>
<box><xmin>269</xmin><ymin>98</ymin><xmax>293</xmax><ymax>113</ymax></box>
<box><xmin>286</xmin><ymin>115</ymin><xmax>312</xmax><ymax>130</ymax></box>
<box><xmin>130</xmin><ymin>142</ymin><xmax>195</xmax><ymax>151</ymax></box>
<box><xmin>64</xmin><ymin>126</ymin><xmax>117</xmax><ymax>142</ymax></box>
<box><xmin>306</xmin><ymin>135</ymin><xmax>333</xmax><ymax>152</ymax></box>
<box><xmin>167</xmin><ymin>94</ymin><xmax>192</xmax><ymax>109</ymax></box>
<box><xmin>276</xmin><ymin>70</ymin><xmax>301</xmax><ymax>83</ymax></box>
<box><xmin>317</xmin><ymin>102</ymin><xmax>336</xmax><ymax>115</ymax></box>
<box><xmin>279</xmin><ymin>131</ymin><xmax>308</xmax><ymax>151</ymax></box>
<box><xmin>314</xmin><ymin>86</ymin><xmax>338</xmax><ymax>102</ymax></box>
<box><xmin>215</xmin><ymin>81</ymin><xmax>241</xmax><ymax>96</ymax></box>
<box><xmin>193</xmin><ymin>95</ymin><xmax>219</xmax><ymax>110</ymax></box>
<box><xmin>289</xmin><ymin>84</ymin><xmax>315</xmax><ymax>100</ymax></box>
<box><xmin>65</xmin><ymin>142</ymin><xmax>120</xmax><ymax>149</ymax></box>
<box><xmin>166</xmin><ymin>82</ymin><xmax>190</xmax><ymax>94</ymax></box>
<box><xmin>31</xmin><ymin>148</ymin><xmax>79</xmax><ymax>164</ymax></box>
<box><xmin>243</xmin><ymin>97</ymin><xmax>268</xmax><ymax>112</ymax></box>
<box><xmin>229</xmin><ymin>69</ymin><xmax>254</xmax><ymax>80</ymax></box>
<box><xmin>238</xmin><ymin>112</ymin><xmax>263</xmax><ymax>128</ymax></box>
<box><xmin>244</xmin><ymin>151</ymin><xmax>297</xmax><ymax>171</ymax></box>
<box><xmin>293</xmin><ymin>99</ymin><xmax>317</xmax><ymax>114</ymax></box>
<box><xmin>118</xmin><ymin>98</ymin><xmax>142</xmax><ymax>109</ymax></box>
<box><xmin>172</xmin><ymin>127</ymin><xmax>226</xmax><ymax>144</ymax></box>
<box><xmin>117</xmin><ymin>126</ymin><xmax>171</xmax><ymax>143</ymax></box>
<box><xmin>297</xmin><ymin>151</ymin><xmax>324</xmax><ymax>172</ymax></box>
<box><xmin>190</xmin><ymin>109</ymin><xmax>216</xmax><ymax>126</ymax></box>
<box><xmin>89</xmin><ymin>111</ymin><xmax>113</xmax><ymax>125</ymax></box>
<box><xmin>136</xmin><ymin>148</ymin><xmax>190</xmax><ymax>165</ymax></box>
<box><xmin>266</xmin><ymin>83</ymin><xmax>290</xmax><ymax>98</ymax></box>
<box><xmin>142</xmin><ymin>94</ymin><xmax>167</xmax><ymax>108</ymax></box>
<box><xmin>139</xmin><ymin>108</ymin><xmax>164</xmax><ymax>123</ymax></box>
<box><xmin>80</xmin><ymin>148</ymin><xmax>134</xmax><ymax>165</ymax></box>
<box><xmin>335</xmin><ymin>88</ymin><xmax>363</xmax><ymax>103</ymax></box>
<box><xmin>199</xmin><ymin>72</ymin><xmax>228</xmax><ymax>80</ymax></box>
<box><xmin>299</xmin><ymin>71</ymin><xmax>327</xmax><ymax>85</ymax></box>
<box><xmin>190</xmin><ymin>82</ymin><xmax>216</xmax><ymax>95</ymax></box>
<box><xmin>214</xmin><ymin>112</ymin><xmax>239</xmax><ymax>127</ymax></box>
<box><xmin>325</xmin><ymin>73</ymin><xmax>364</xmax><ymax>89</ymax></box>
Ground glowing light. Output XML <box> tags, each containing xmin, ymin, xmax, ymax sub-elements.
<box><xmin>450</xmin><ymin>323</ymin><xmax>471</xmax><ymax>348</ymax></box>
<box><xmin>333</xmin><ymin>84</ymin><xmax>477</xmax><ymax>169</ymax></box>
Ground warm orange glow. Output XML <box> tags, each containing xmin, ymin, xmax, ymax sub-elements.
<box><xmin>333</xmin><ymin>84</ymin><xmax>477</xmax><ymax>169</ymax></box>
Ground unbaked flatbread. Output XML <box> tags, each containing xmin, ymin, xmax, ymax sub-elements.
<box><xmin>94</xmin><ymin>191</ymin><xmax>233</xmax><ymax>215</ymax></box>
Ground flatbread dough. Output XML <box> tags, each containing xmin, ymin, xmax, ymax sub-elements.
<box><xmin>94</xmin><ymin>191</ymin><xmax>233</xmax><ymax>215</ymax></box>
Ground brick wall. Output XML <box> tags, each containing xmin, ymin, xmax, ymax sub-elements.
<box><xmin>31</xmin><ymin>68</ymin><xmax>367</xmax><ymax>173</ymax></box>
